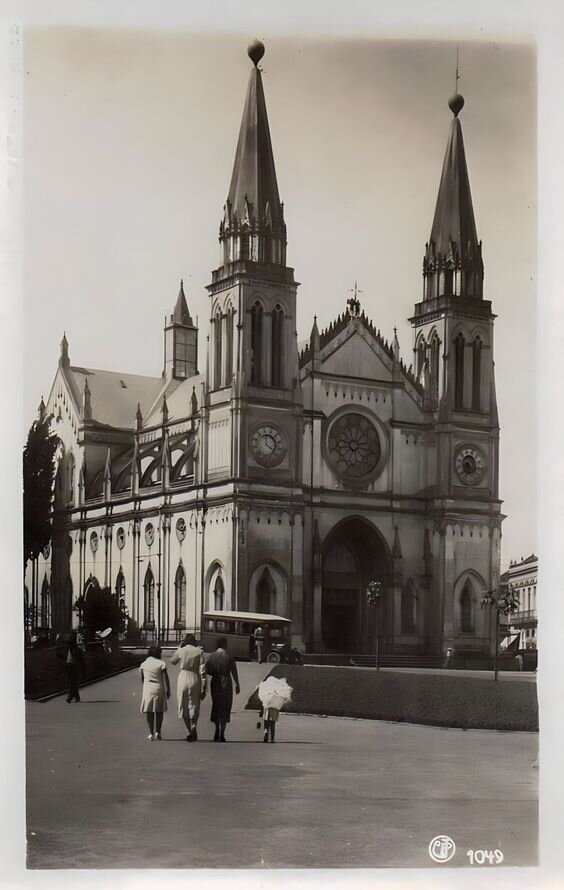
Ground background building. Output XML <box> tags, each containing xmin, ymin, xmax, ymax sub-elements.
<box><xmin>506</xmin><ymin>554</ymin><xmax>538</xmax><ymax>650</ymax></box>
<box><xmin>25</xmin><ymin>42</ymin><xmax>502</xmax><ymax>656</ymax></box>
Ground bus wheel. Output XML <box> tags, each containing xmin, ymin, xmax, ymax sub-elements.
<box><xmin>266</xmin><ymin>651</ymin><xmax>281</xmax><ymax>664</ymax></box>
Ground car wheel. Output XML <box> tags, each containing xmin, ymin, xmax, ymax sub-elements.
<box><xmin>266</xmin><ymin>651</ymin><xmax>281</xmax><ymax>664</ymax></box>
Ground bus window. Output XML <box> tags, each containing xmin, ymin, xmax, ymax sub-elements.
<box><xmin>240</xmin><ymin>622</ymin><xmax>251</xmax><ymax>634</ymax></box>
<box><xmin>271</xmin><ymin>627</ymin><xmax>283</xmax><ymax>639</ymax></box>
<box><xmin>216</xmin><ymin>621</ymin><xmax>226</xmax><ymax>633</ymax></box>
<box><xmin>204</xmin><ymin>619</ymin><xmax>215</xmax><ymax>632</ymax></box>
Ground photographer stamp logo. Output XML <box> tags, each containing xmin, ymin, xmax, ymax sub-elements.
<box><xmin>429</xmin><ymin>835</ymin><xmax>456</xmax><ymax>863</ymax></box>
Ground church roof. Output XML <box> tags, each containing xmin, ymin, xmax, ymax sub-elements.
<box><xmin>68</xmin><ymin>366</ymin><xmax>164</xmax><ymax>429</ymax></box>
<box><xmin>143</xmin><ymin>373</ymin><xmax>204</xmax><ymax>427</ymax></box>
<box><xmin>226</xmin><ymin>45</ymin><xmax>283</xmax><ymax>228</ymax></box>
<box><xmin>299</xmin><ymin>307</ymin><xmax>423</xmax><ymax>394</ymax></box>
<box><xmin>427</xmin><ymin>93</ymin><xmax>479</xmax><ymax>262</ymax></box>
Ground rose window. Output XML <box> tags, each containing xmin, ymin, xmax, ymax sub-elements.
<box><xmin>327</xmin><ymin>413</ymin><xmax>381</xmax><ymax>479</ymax></box>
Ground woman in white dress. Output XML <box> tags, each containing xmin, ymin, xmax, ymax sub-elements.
<box><xmin>170</xmin><ymin>634</ymin><xmax>207</xmax><ymax>742</ymax></box>
<box><xmin>139</xmin><ymin>645</ymin><xmax>170</xmax><ymax>740</ymax></box>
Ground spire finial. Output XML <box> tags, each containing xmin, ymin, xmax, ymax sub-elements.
<box><xmin>448</xmin><ymin>46</ymin><xmax>465</xmax><ymax>117</ymax></box>
<box><xmin>248</xmin><ymin>39</ymin><xmax>265</xmax><ymax>67</ymax></box>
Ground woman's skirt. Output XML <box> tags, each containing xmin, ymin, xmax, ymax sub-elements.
<box><xmin>140</xmin><ymin>680</ymin><xmax>168</xmax><ymax>713</ymax></box>
<box><xmin>209</xmin><ymin>675</ymin><xmax>233</xmax><ymax>723</ymax></box>
<box><xmin>176</xmin><ymin>669</ymin><xmax>201</xmax><ymax>721</ymax></box>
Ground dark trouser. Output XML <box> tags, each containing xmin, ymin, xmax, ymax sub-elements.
<box><xmin>263</xmin><ymin>719</ymin><xmax>276</xmax><ymax>742</ymax></box>
<box><xmin>146</xmin><ymin>712</ymin><xmax>164</xmax><ymax>735</ymax></box>
<box><xmin>65</xmin><ymin>665</ymin><xmax>81</xmax><ymax>702</ymax></box>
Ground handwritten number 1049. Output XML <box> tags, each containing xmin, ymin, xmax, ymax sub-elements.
<box><xmin>467</xmin><ymin>849</ymin><xmax>504</xmax><ymax>865</ymax></box>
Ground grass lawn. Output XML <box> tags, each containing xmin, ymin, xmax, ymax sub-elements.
<box><xmin>247</xmin><ymin>664</ymin><xmax>539</xmax><ymax>731</ymax></box>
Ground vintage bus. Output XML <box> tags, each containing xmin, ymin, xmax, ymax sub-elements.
<box><xmin>200</xmin><ymin>610</ymin><xmax>291</xmax><ymax>660</ymax></box>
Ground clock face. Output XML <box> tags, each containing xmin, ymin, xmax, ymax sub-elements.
<box><xmin>455</xmin><ymin>445</ymin><xmax>487</xmax><ymax>486</ymax></box>
<box><xmin>251</xmin><ymin>424</ymin><xmax>287</xmax><ymax>468</ymax></box>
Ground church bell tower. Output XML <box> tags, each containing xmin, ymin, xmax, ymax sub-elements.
<box><xmin>204</xmin><ymin>40</ymin><xmax>302</xmax><ymax>486</ymax></box>
<box><xmin>410</xmin><ymin>89</ymin><xmax>500</xmax><ymax>502</ymax></box>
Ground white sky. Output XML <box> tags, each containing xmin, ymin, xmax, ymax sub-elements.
<box><xmin>22</xmin><ymin>30</ymin><xmax>536</xmax><ymax>569</ymax></box>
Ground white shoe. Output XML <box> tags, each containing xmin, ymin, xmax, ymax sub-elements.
<box><xmin>154</xmin><ymin>732</ymin><xmax>162</xmax><ymax>741</ymax></box>
<box><xmin>147</xmin><ymin>734</ymin><xmax>154</xmax><ymax>741</ymax></box>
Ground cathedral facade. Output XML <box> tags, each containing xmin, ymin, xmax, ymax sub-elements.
<box><xmin>26</xmin><ymin>41</ymin><xmax>502</xmax><ymax>655</ymax></box>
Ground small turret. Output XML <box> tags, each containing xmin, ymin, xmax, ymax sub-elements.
<box><xmin>163</xmin><ymin>279</ymin><xmax>198</xmax><ymax>380</ymax></box>
<box><xmin>60</xmin><ymin>332</ymin><xmax>70</xmax><ymax>368</ymax></box>
<box><xmin>82</xmin><ymin>379</ymin><xmax>92</xmax><ymax>422</ymax></box>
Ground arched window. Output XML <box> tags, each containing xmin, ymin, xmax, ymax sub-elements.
<box><xmin>443</xmin><ymin>268</ymin><xmax>453</xmax><ymax>296</ymax></box>
<box><xmin>40</xmin><ymin>575</ymin><xmax>51</xmax><ymax>627</ymax></box>
<box><xmin>115</xmin><ymin>569</ymin><xmax>125</xmax><ymax>599</ymax></box>
<box><xmin>416</xmin><ymin>338</ymin><xmax>426</xmax><ymax>378</ymax></box>
<box><xmin>256</xmin><ymin>567</ymin><xmax>276</xmax><ymax>613</ymax></box>
<box><xmin>174</xmin><ymin>564</ymin><xmax>186</xmax><ymax>627</ymax></box>
<box><xmin>213</xmin><ymin>573</ymin><xmax>225</xmax><ymax>611</ymax></box>
<box><xmin>251</xmin><ymin>302</ymin><xmax>263</xmax><ymax>384</ymax></box>
<box><xmin>430</xmin><ymin>334</ymin><xmax>441</xmax><ymax>404</ymax></box>
<box><xmin>460</xmin><ymin>581</ymin><xmax>474</xmax><ymax>633</ymax></box>
<box><xmin>239</xmin><ymin>226</ymin><xmax>250</xmax><ymax>260</ymax></box>
<box><xmin>263</xmin><ymin>230</ymin><xmax>272</xmax><ymax>263</ymax></box>
<box><xmin>144</xmin><ymin>566</ymin><xmax>155</xmax><ymax>627</ymax></box>
<box><xmin>454</xmin><ymin>332</ymin><xmax>465</xmax><ymax>410</ymax></box>
<box><xmin>67</xmin><ymin>453</ymin><xmax>75</xmax><ymax>505</ymax></box>
<box><xmin>224</xmin><ymin>308</ymin><xmax>234</xmax><ymax>387</ymax></box>
<box><xmin>271</xmin><ymin>305</ymin><xmax>284</xmax><ymax>387</ymax></box>
<box><xmin>401</xmin><ymin>581</ymin><xmax>417</xmax><ymax>634</ymax></box>
<box><xmin>472</xmin><ymin>336</ymin><xmax>482</xmax><ymax>411</ymax></box>
<box><xmin>214</xmin><ymin>310</ymin><xmax>223</xmax><ymax>389</ymax></box>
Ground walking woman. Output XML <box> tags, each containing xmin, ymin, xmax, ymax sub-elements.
<box><xmin>170</xmin><ymin>634</ymin><xmax>207</xmax><ymax>742</ymax></box>
<box><xmin>139</xmin><ymin>645</ymin><xmax>170</xmax><ymax>740</ymax></box>
<box><xmin>62</xmin><ymin>632</ymin><xmax>85</xmax><ymax>703</ymax></box>
<box><xmin>205</xmin><ymin>637</ymin><xmax>240</xmax><ymax>742</ymax></box>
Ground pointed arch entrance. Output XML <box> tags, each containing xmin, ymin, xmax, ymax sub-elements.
<box><xmin>321</xmin><ymin>518</ymin><xmax>391</xmax><ymax>652</ymax></box>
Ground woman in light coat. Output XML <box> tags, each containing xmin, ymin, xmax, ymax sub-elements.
<box><xmin>170</xmin><ymin>634</ymin><xmax>207</xmax><ymax>741</ymax></box>
<box><xmin>139</xmin><ymin>645</ymin><xmax>170</xmax><ymax>740</ymax></box>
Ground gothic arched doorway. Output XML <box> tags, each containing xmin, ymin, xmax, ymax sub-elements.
<box><xmin>321</xmin><ymin>518</ymin><xmax>391</xmax><ymax>652</ymax></box>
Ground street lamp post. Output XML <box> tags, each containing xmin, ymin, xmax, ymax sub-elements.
<box><xmin>481</xmin><ymin>588</ymin><xmax>519</xmax><ymax>682</ymax></box>
<box><xmin>366</xmin><ymin>580</ymin><xmax>384</xmax><ymax>670</ymax></box>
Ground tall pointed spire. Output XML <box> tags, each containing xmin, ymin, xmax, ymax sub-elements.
<box><xmin>423</xmin><ymin>91</ymin><xmax>483</xmax><ymax>301</ymax></box>
<box><xmin>227</xmin><ymin>40</ymin><xmax>282</xmax><ymax>229</ymax></box>
<box><xmin>215</xmin><ymin>40</ymin><xmax>292</xmax><ymax>281</ymax></box>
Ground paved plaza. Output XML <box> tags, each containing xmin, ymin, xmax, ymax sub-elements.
<box><xmin>26</xmin><ymin>662</ymin><xmax>538</xmax><ymax>869</ymax></box>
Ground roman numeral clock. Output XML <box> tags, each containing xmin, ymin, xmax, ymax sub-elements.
<box><xmin>251</xmin><ymin>424</ymin><xmax>287</xmax><ymax>468</ymax></box>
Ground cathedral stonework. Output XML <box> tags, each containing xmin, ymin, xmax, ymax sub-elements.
<box><xmin>27</xmin><ymin>42</ymin><xmax>501</xmax><ymax>656</ymax></box>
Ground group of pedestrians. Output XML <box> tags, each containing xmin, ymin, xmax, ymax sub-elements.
<box><xmin>139</xmin><ymin>635</ymin><xmax>240</xmax><ymax>742</ymax></box>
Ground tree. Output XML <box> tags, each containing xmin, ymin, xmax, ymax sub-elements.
<box><xmin>75</xmin><ymin>582</ymin><xmax>125</xmax><ymax>641</ymax></box>
<box><xmin>23</xmin><ymin>415</ymin><xmax>59</xmax><ymax>570</ymax></box>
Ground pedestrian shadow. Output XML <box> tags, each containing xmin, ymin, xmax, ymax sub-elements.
<box><xmin>157</xmin><ymin>738</ymin><xmax>319</xmax><ymax>745</ymax></box>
